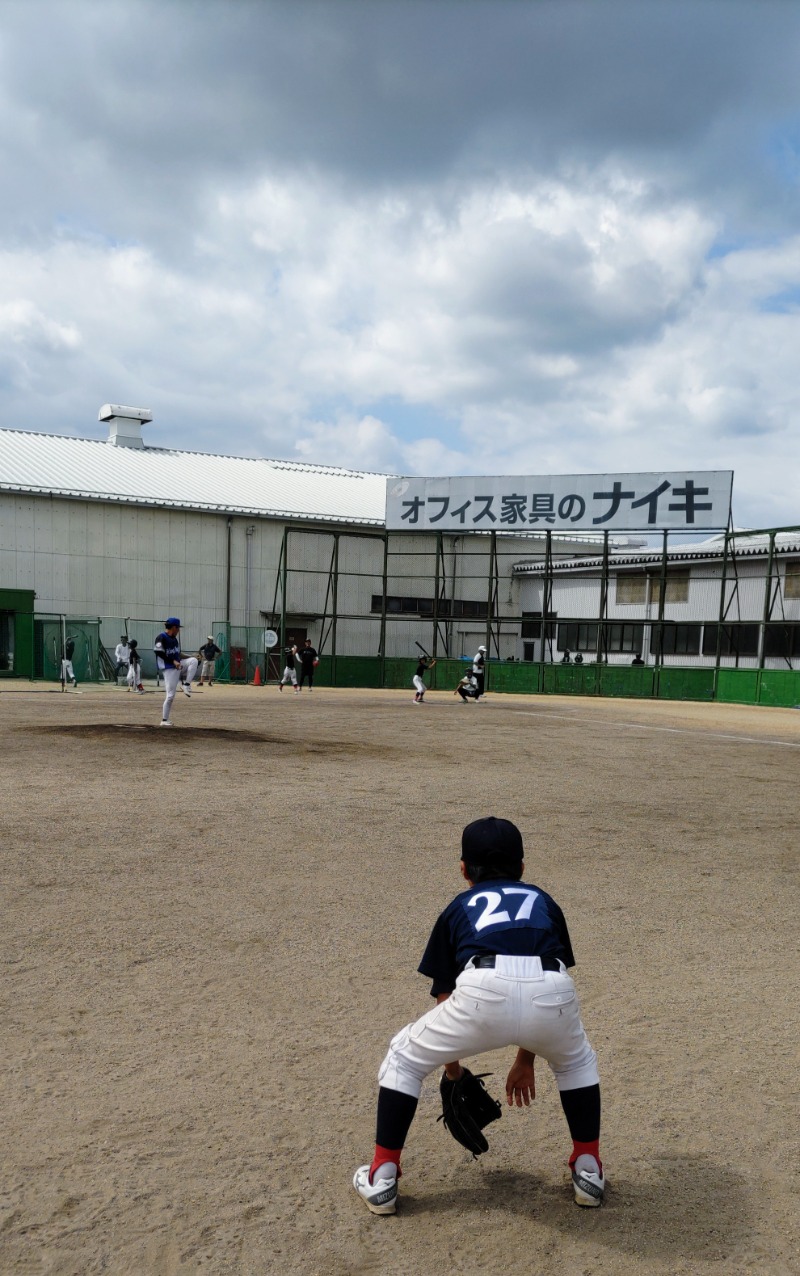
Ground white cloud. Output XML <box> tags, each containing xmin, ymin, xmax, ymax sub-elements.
<box><xmin>0</xmin><ymin>1</ymin><xmax>799</xmax><ymax>525</ymax></box>
<box><xmin>0</xmin><ymin>297</ymin><xmax>81</xmax><ymax>352</ymax></box>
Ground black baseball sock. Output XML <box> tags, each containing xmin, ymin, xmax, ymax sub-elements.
<box><xmin>375</xmin><ymin>1086</ymin><xmax>419</xmax><ymax>1149</ymax></box>
<box><xmin>559</xmin><ymin>1083</ymin><xmax>601</xmax><ymax>1142</ymax></box>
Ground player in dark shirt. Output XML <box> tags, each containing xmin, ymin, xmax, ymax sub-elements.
<box><xmin>296</xmin><ymin>638</ymin><xmax>319</xmax><ymax>691</ymax></box>
<box><xmin>353</xmin><ymin>817</ymin><xmax>604</xmax><ymax>1215</ymax></box>
<box><xmin>412</xmin><ymin>654</ymin><xmax>436</xmax><ymax>703</ymax></box>
<box><xmin>279</xmin><ymin>638</ymin><xmax>299</xmax><ymax>693</ymax></box>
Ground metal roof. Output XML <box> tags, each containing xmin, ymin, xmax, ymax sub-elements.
<box><xmin>0</xmin><ymin>428</ymin><xmax>389</xmax><ymax>524</ymax></box>
<box><xmin>513</xmin><ymin>530</ymin><xmax>800</xmax><ymax>575</ymax></box>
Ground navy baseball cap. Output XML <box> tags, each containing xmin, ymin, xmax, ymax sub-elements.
<box><xmin>461</xmin><ymin>817</ymin><xmax>524</xmax><ymax>865</ymax></box>
<box><xmin>165</xmin><ymin>617</ymin><xmax>181</xmax><ymax>627</ymax></box>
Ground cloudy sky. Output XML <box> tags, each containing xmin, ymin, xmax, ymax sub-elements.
<box><xmin>1</xmin><ymin>0</ymin><xmax>800</xmax><ymax>527</ymax></box>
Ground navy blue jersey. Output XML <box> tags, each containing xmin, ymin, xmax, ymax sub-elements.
<box><xmin>298</xmin><ymin>645</ymin><xmax>318</xmax><ymax>669</ymax></box>
<box><xmin>154</xmin><ymin>631</ymin><xmax>182</xmax><ymax>670</ymax></box>
<box><xmin>415</xmin><ymin>660</ymin><xmax>429</xmax><ymax>678</ymax></box>
<box><xmin>418</xmin><ymin>879</ymin><xmax>575</xmax><ymax>996</ymax></box>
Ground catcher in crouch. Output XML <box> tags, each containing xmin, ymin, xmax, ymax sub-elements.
<box><xmin>353</xmin><ymin>817</ymin><xmax>604</xmax><ymax>1215</ymax></box>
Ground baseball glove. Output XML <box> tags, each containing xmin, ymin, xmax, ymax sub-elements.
<box><xmin>438</xmin><ymin>1068</ymin><xmax>502</xmax><ymax>1157</ymax></box>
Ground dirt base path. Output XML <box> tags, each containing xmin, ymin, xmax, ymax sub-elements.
<box><xmin>2</xmin><ymin>685</ymin><xmax>798</xmax><ymax>1274</ymax></box>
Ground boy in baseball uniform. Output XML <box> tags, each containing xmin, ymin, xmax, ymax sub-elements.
<box><xmin>154</xmin><ymin>618</ymin><xmax>198</xmax><ymax>726</ymax></box>
<box><xmin>353</xmin><ymin>817</ymin><xmax>604</xmax><ymax>1215</ymax></box>
<box><xmin>279</xmin><ymin>638</ymin><xmax>299</xmax><ymax>693</ymax></box>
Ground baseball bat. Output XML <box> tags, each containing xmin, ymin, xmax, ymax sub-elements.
<box><xmin>414</xmin><ymin>640</ymin><xmax>431</xmax><ymax>658</ymax></box>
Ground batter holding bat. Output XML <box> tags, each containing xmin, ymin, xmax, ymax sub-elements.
<box><xmin>353</xmin><ymin>817</ymin><xmax>604</xmax><ymax>1215</ymax></box>
<box><xmin>412</xmin><ymin>648</ymin><xmax>436</xmax><ymax>703</ymax></box>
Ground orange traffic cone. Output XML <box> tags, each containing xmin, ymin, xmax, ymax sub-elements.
<box><xmin>253</xmin><ymin>665</ymin><xmax>262</xmax><ymax>686</ymax></box>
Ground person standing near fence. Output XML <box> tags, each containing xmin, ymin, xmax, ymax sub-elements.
<box><xmin>113</xmin><ymin>635</ymin><xmax>130</xmax><ymax>686</ymax></box>
<box><xmin>154</xmin><ymin>618</ymin><xmax>198</xmax><ymax>726</ymax></box>
<box><xmin>198</xmin><ymin>636</ymin><xmax>222</xmax><ymax>686</ymax></box>
<box><xmin>472</xmin><ymin>645</ymin><xmax>487</xmax><ymax>699</ymax></box>
<box><xmin>296</xmin><ymin>638</ymin><xmax>319</xmax><ymax>691</ymax></box>
<box><xmin>61</xmin><ymin>634</ymin><xmax>78</xmax><ymax>688</ymax></box>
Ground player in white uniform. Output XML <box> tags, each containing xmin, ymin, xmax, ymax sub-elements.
<box><xmin>154</xmin><ymin>618</ymin><xmax>198</xmax><ymax>726</ymax></box>
<box><xmin>472</xmin><ymin>645</ymin><xmax>487</xmax><ymax>698</ymax></box>
<box><xmin>412</xmin><ymin>655</ymin><xmax>436</xmax><ymax>702</ymax></box>
<box><xmin>113</xmin><ymin>636</ymin><xmax>130</xmax><ymax>685</ymax></box>
<box><xmin>454</xmin><ymin>672</ymin><xmax>479</xmax><ymax>702</ymax></box>
<box><xmin>353</xmin><ymin>817</ymin><xmax>604</xmax><ymax>1215</ymax></box>
<box><xmin>61</xmin><ymin>635</ymin><xmax>78</xmax><ymax>687</ymax></box>
<box><xmin>125</xmin><ymin>639</ymin><xmax>145</xmax><ymax>693</ymax></box>
<box><xmin>279</xmin><ymin>638</ymin><xmax>299</xmax><ymax>693</ymax></box>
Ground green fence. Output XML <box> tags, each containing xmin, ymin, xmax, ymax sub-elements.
<box><xmin>7</xmin><ymin>611</ymin><xmax>800</xmax><ymax>708</ymax></box>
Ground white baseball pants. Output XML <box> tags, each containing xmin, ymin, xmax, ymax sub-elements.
<box><xmin>412</xmin><ymin>675</ymin><xmax>426</xmax><ymax>695</ymax></box>
<box><xmin>161</xmin><ymin>658</ymin><xmax>199</xmax><ymax>720</ymax></box>
<box><xmin>378</xmin><ymin>955</ymin><xmax>599</xmax><ymax>1099</ymax></box>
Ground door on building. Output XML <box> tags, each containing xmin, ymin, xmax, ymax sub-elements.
<box><xmin>0</xmin><ymin>611</ymin><xmax>14</xmax><ymax>671</ymax></box>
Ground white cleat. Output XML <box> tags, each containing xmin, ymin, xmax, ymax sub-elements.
<box><xmin>353</xmin><ymin>1164</ymin><xmax>398</xmax><ymax>1215</ymax></box>
<box><xmin>180</xmin><ymin>682</ymin><xmax>192</xmax><ymax>697</ymax></box>
<box><xmin>159</xmin><ymin>720</ymin><xmax>174</xmax><ymax>727</ymax></box>
<box><xmin>572</xmin><ymin>1167</ymin><xmax>605</xmax><ymax>1207</ymax></box>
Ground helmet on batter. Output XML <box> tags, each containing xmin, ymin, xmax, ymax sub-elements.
<box><xmin>461</xmin><ymin>817</ymin><xmax>523</xmax><ymax>866</ymax></box>
<box><xmin>165</xmin><ymin>617</ymin><xmax>181</xmax><ymax>628</ymax></box>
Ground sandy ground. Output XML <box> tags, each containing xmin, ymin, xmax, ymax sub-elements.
<box><xmin>1</xmin><ymin>681</ymin><xmax>798</xmax><ymax>1275</ymax></box>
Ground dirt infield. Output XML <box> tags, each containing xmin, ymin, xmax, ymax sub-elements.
<box><xmin>2</xmin><ymin>683</ymin><xmax>798</xmax><ymax>1275</ymax></box>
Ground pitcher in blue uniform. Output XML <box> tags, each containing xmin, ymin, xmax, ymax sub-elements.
<box><xmin>154</xmin><ymin>618</ymin><xmax>198</xmax><ymax>726</ymax></box>
<box><xmin>353</xmin><ymin>817</ymin><xmax>604</xmax><ymax>1215</ymax></box>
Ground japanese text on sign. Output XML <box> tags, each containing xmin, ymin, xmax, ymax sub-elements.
<box><xmin>385</xmin><ymin>472</ymin><xmax>733</xmax><ymax>532</ymax></box>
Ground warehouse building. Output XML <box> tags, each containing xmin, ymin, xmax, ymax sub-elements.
<box><xmin>0</xmin><ymin>406</ymin><xmax>609</xmax><ymax>682</ymax></box>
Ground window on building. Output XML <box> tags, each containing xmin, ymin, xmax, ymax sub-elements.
<box><xmin>763</xmin><ymin>623</ymin><xmax>800</xmax><ymax>658</ymax></box>
<box><xmin>521</xmin><ymin>611</ymin><xmax>556</xmax><ymax>640</ymax></box>
<box><xmin>649</xmin><ymin>570</ymin><xmax>690</xmax><ymax>605</ymax></box>
<box><xmin>558</xmin><ymin>622</ymin><xmax>599</xmax><ymax>652</ymax></box>
<box><xmin>371</xmin><ymin>594</ymin><xmax>490</xmax><ymax>618</ymax></box>
<box><xmin>616</xmin><ymin>574</ymin><xmax>647</xmax><ymax>605</ymax></box>
<box><xmin>785</xmin><ymin>562</ymin><xmax>800</xmax><ymax>600</ymax></box>
<box><xmin>523</xmin><ymin>642</ymin><xmax>537</xmax><ymax>662</ymax></box>
<box><xmin>702</xmin><ymin>624</ymin><xmax>760</xmax><ymax>658</ymax></box>
<box><xmin>649</xmin><ymin>623</ymin><xmax>702</xmax><ymax>656</ymax></box>
<box><xmin>455</xmin><ymin>599</ymin><xmax>489</xmax><ymax>619</ymax></box>
<box><xmin>604</xmin><ymin>623</ymin><xmax>645</xmax><ymax>653</ymax></box>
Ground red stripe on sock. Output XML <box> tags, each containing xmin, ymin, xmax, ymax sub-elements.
<box><xmin>569</xmin><ymin>1139</ymin><xmax>602</xmax><ymax>1172</ymax></box>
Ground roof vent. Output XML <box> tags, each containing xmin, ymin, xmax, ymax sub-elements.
<box><xmin>99</xmin><ymin>403</ymin><xmax>153</xmax><ymax>448</ymax></box>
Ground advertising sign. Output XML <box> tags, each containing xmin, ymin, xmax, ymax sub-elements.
<box><xmin>385</xmin><ymin>472</ymin><xmax>733</xmax><ymax>533</ymax></box>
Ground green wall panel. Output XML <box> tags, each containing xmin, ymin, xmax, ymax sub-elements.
<box><xmin>488</xmin><ymin>662</ymin><xmax>543</xmax><ymax>694</ymax></box>
<box><xmin>758</xmin><ymin>670</ymin><xmax>800</xmax><ymax>708</ymax></box>
<box><xmin>599</xmin><ymin>665</ymin><xmax>656</xmax><ymax>698</ymax></box>
<box><xmin>331</xmin><ymin>656</ymin><xmax>383</xmax><ymax>687</ymax></box>
<box><xmin>656</xmin><ymin>667</ymin><xmax>715</xmax><ymax>701</ymax></box>
<box><xmin>715</xmin><ymin>669</ymin><xmax>760</xmax><ymax>705</ymax></box>
<box><xmin>542</xmin><ymin>663</ymin><xmax>600</xmax><ymax>695</ymax></box>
